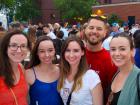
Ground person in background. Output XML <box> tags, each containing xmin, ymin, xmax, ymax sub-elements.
<box><xmin>58</xmin><ymin>36</ymin><xmax>103</xmax><ymax>105</ymax></box>
<box><xmin>0</xmin><ymin>23</ymin><xmax>6</xmax><ymax>42</ymax></box>
<box><xmin>25</xmin><ymin>36</ymin><xmax>63</xmax><ymax>105</ymax></box>
<box><xmin>8</xmin><ymin>21</ymin><xmax>21</xmax><ymax>32</ymax></box>
<box><xmin>53</xmin><ymin>30</ymin><xmax>64</xmax><ymax>63</ymax></box>
<box><xmin>0</xmin><ymin>30</ymin><xmax>31</xmax><ymax>105</ymax></box>
<box><xmin>53</xmin><ymin>23</ymin><xmax>61</xmax><ymax>35</ymax></box>
<box><xmin>110</xmin><ymin>23</ymin><xmax>121</xmax><ymax>36</ymax></box>
<box><xmin>36</xmin><ymin>22</ymin><xmax>43</xmax><ymax>38</ymax></box>
<box><xmin>28</xmin><ymin>26</ymin><xmax>37</xmax><ymax>48</ymax></box>
<box><xmin>106</xmin><ymin>32</ymin><xmax>140</xmax><ymax>105</ymax></box>
<box><xmin>133</xmin><ymin>30</ymin><xmax>140</xmax><ymax>68</ymax></box>
<box><xmin>60</xmin><ymin>22</ymin><xmax>69</xmax><ymax>40</ymax></box>
<box><xmin>84</xmin><ymin>16</ymin><xmax>117</xmax><ymax>103</ymax></box>
<box><xmin>43</xmin><ymin>24</ymin><xmax>56</xmax><ymax>39</ymax></box>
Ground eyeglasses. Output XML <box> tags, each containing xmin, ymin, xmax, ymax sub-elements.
<box><xmin>90</xmin><ymin>14</ymin><xmax>107</xmax><ymax>19</ymax></box>
<box><xmin>8</xmin><ymin>44</ymin><xmax>28</xmax><ymax>51</ymax></box>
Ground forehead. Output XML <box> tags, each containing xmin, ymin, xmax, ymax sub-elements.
<box><xmin>39</xmin><ymin>40</ymin><xmax>54</xmax><ymax>48</ymax></box>
<box><xmin>67</xmin><ymin>41</ymin><xmax>81</xmax><ymax>49</ymax></box>
<box><xmin>88</xmin><ymin>19</ymin><xmax>105</xmax><ymax>27</ymax></box>
<box><xmin>43</xmin><ymin>27</ymin><xmax>49</xmax><ymax>29</ymax></box>
<box><xmin>10</xmin><ymin>34</ymin><xmax>27</xmax><ymax>44</ymax></box>
<box><xmin>110</xmin><ymin>37</ymin><xmax>130</xmax><ymax>47</ymax></box>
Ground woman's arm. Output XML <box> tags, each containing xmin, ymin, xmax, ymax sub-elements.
<box><xmin>25</xmin><ymin>68</ymin><xmax>35</xmax><ymax>85</ymax></box>
<box><xmin>92</xmin><ymin>83</ymin><xmax>103</xmax><ymax>105</ymax></box>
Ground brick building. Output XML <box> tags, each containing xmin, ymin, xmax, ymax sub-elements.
<box><xmin>36</xmin><ymin>0</ymin><xmax>140</xmax><ymax>25</ymax></box>
<box><xmin>92</xmin><ymin>1</ymin><xmax>140</xmax><ymax>26</ymax></box>
<box><xmin>36</xmin><ymin>0</ymin><xmax>60</xmax><ymax>24</ymax></box>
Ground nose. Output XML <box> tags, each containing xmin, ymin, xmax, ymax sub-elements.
<box><xmin>45</xmin><ymin>51</ymin><xmax>49</xmax><ymax>57</ymax></box>
<box><xmin>115</xmin><ymin>49</ymin><xmax>120</xmax><ymax>55</ymax></box>
<box><xmin>69</xmin><ymin>51</ymin><xmax>74</xmax><ymax>57</ymax></box>
<box><xmin>16</xmin><ymin>47</ymin><xmax>22</xmax><ymax>52</ymax></box>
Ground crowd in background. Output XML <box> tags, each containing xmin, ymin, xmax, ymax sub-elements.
<box><xmin>0</xmin><ymin>16</ymin><xmax>140</xmax><ymax>105</ymax></box>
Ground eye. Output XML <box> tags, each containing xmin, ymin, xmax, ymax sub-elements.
<box><xmin>97</xmin><ymin>27</ymin><xmax>103</xmax><ymax>31</ymax></box>
<box><xmin>88</xmin><ymin>26</ymin><xmax>94</xmax><ymax>30</ymax></box>
<box><xmin>38</xmin><ymin>50</ymin><xmax>45</xmax><ymax>53</ymax></box>
<box><xmin>110</xmin><ymin>48</ymin><xmax>116</xmax><ymax>52</ymax></box>
<box><xmin>21</xmin><ymin>45</ymin><xmax>27</xmax><ymax>48</ymax></box>
<box><xmin>48</xmin><ymin>49</ymin><xmax>54</xmax><ymax>52</ymax></box>
<box><xmin>73</xmin><ymin>49</ymin><xmax>80</xmax><ymax>52</ymax></box>
<box><xmin>120</xmin><ymin>47</ymin><xmax>126</xmax><ymax>51</ymax></box>
<box><xmin>11</xmin><ymin>44</ymin><xmax>17</xmax><ymax>47</ymax></box>
<box><xmin>65</xmin><ymin>49</ymin><xmax>70</xmax><ymax>52</ymax></box>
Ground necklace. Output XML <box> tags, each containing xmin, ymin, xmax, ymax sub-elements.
<box><xmin>10</xmin><ymin>88</ymin><xmax>18</xmax><ymax>105</ymax></box>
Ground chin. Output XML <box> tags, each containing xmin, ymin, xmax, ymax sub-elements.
<box><xmin>114</xmin><ymin>63</ymin><xmax>124</xmax><ymax>68</ymax></box>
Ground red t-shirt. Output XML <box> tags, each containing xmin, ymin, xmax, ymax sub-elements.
<box><xmin>0</xmin><ymin>64</ymin><xmax>28</xmax><ymax>105</ymax></box>
<box><xmin>86</xmin><ymin>48</ymin><xmax>117</xmax><ymax>102</ymax></box>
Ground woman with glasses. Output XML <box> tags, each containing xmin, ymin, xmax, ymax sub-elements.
<box><xmin>106</xmin><ymin>32</ymin><xmax>140</xmax><ymax>105</ymax></box>
<box><xmin>0</xmin><ymin>30</ymin><xmax>31</xmax><ymax>105</ymax></box>
<box><xmin>25</xmin><ymin>36</ymin><xmax>63</xmax><ymax>105</ymax></box>
<box><xmin>58</xmin><ymin>36</ymin><xmax>103</xmax><ymax>105</ymax></box>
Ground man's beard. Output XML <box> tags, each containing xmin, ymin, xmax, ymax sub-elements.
<box><xmin>87</xmin><ymin>37</ymin><xmax>103</xmax><ymax>46</ymax></box>
<box><xmin>88</xmin><ymin>39</ymin><xmax>100</xmax><ymax>45</ymax></box>
<box><xmin>43</xmin><ymin>32</ymin><xmax>48</xmax><ymax>35</ymax></box>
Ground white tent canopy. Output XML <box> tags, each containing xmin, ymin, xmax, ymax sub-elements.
<box><xmin>0</xmin><ymin>13</ymin><xmax>7</xmax><ymax>30</ymax></box>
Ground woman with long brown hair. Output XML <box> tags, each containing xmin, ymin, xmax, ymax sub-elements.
<box><xmin>0</xmin><ymin>30</ymin><xmax>31</xmax><ymax>105</ymax></box>
<box><xmin>58</xmin><ymin>36</ymin><xmax>103</xmax><ymax>105</ymax></box>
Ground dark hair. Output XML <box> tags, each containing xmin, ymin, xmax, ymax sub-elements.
<box><xmin>87</xmin><ymin>16</ymin><xmax>108</xmax><ymax>25</ymax></box>
<box><xmin>133</xmin><ymin>30</ymin><xmax>140</xmax><ymax>48</ymax></box>
<box><xmin>43</xmin><ymin>24</ymin><xmax>50</xmax><ymax>29</ymax></box>
<box><xmin>27</xmin><ymin>35</ymin><xmax>57</xmax><ymax>68</ymax></box>
<box><xmin>0</xmin><ymin>30</ymin><xmax>31</xmax><ymax>87</ymax></box>
<box><xmin>56</xmin><ymin>30</ymin><xmax>64</xmax><ymax>39</ymax></box>
<box><xmin>111</xmin><ymin>32</ymin><xmax>134</xmax><ymax>49</ymax></box>
<box><xmin>9</xmin><ymin>22</ymin><xmax>21</xmax><ymax>30</ymax></box>
<box><xmin>0</xmin><ymin>22</ymin><xmax>2</xmax><ymax>26</ymax></box>
<box><xmin>58</xmin><ymin>36</ymin><xmax>88</xmax><ymax>91</ymax></box>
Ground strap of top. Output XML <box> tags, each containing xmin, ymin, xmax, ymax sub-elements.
<box><xmin>32</xmin><ymin>67</ymin><xmax>37</xmax><ymax>79</ymax></box>
<box><xmin>66</xmin><ymin>92</ymin><xmax>72</xmax><ymax>105</ymax></box>
<box><xmin>111</xmin><ymin>69</ymin><xmax>120</xmax><ymax>83</ymax></box>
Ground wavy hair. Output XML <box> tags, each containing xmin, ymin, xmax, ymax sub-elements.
<box><xmin>27</xmin><ymin>35</ymin><xmax>57</xmax><ymax>68</ymax></box>
<box><xmin>57</xmin><ymin>36</ymin><xmax>88</xmax><ymax>91</ymax></box>
<box><xmin>0</xmin><ymin>30</ymin><xmax>31</xmax><ymax>87</ymax></box>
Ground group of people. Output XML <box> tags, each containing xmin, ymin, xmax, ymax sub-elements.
<box><xmin>0</xmin><ymin>15</ymin><xmax>140</xmax><ymax>105</ymax></box>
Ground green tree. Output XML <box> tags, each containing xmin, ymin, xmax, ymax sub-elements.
<box><xmin>0</xmin><ymin>0</ymin><xmax>40</xmax><ymax>22</ymax></box>
<box><xmin>14</xmin><ymin>0</ymin><xmax>41</xmax><ymax>21</ymax></box>
<box><xmin>53</xmin><ymin>0</ymin><xmax>99</xmax><ymax>20</ymax></box>
<box><xmin>0</xmin><ymin>0</ymin><xmax>15</xmax><ymax>10</ymax></box>
<box><xmin>108</xmin><ymin>14</ymin><xmax>124</xmax><ymax>26</ymax></box>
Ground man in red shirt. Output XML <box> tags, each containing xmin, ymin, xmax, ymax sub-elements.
<box><xmin>85</xmin><ymin>16</ymin><xmax>117</xmax><ymax>103</ymax></box>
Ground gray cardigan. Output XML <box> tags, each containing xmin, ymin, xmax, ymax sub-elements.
<box><xmin>117</xmin><ymin>65</ymin><xmax>140</xmax><ymax>105</ymax></box>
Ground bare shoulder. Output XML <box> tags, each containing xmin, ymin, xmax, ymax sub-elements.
<box><xmin>52</xmin><ymin>64</ymin><xmax>61</xmax><ymax>78</ymax></box>
<box><xmin>25</xmin><ymin>67</ymin><xmax>36</xmax><ymax>85</ymax></box>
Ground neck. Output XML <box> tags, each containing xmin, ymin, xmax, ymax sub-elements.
<box><xmin>10</xmin><ymin>61</ymin><xmax>19</xmax><ymax>72</ymax></box>
<box><xmin>68</xmin><ymin>65</ymin><xmax>78</xmax><ymax>81</ymax></box>
<box><xmin>86</xmin><ymin>42</ymin><xmax>103</xmax><ymax>52</ymax></box>
<box><xmin>38</xmin><ymin>63</ymin><xmax>53</xmax><ymax>72</ymax></box>
<box><xmin>119</xmin><ymin>63</ymin><xmax>134</xmax><ymax>74</ymax></box>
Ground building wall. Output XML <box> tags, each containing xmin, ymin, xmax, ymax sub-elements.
<box><xmin>36</xmin><ymin>0</ymin><xmax>60</xmax><ymax>24</ymax></box>
<box><xmin>99</xmin><ymin>0</ymin><xmax>129</xmax><ymax>3</ymax></box>
<box><xmin>92</xmin><ymin>2</ymin><xmax>140</xmax><ymax>23</ymax></box>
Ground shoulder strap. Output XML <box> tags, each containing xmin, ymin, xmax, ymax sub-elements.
<box><xmin>111</xmin><ymin>69</ymin><xmax>120</xmax><ymax>83</ymax></box>
<box><xmin>137</xmin><ymin>72</ymin><xmax>140</xmax><ymax>100</ymax></box>
<box><xmin>32</xmin><ymin>67</ymin><xmax>37</xmax><ymax>79</ymax></box>
<box><xmin>66</xmin><ymin>92</ymin><xmax>72</xmax><ymax>105</ymax></box>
